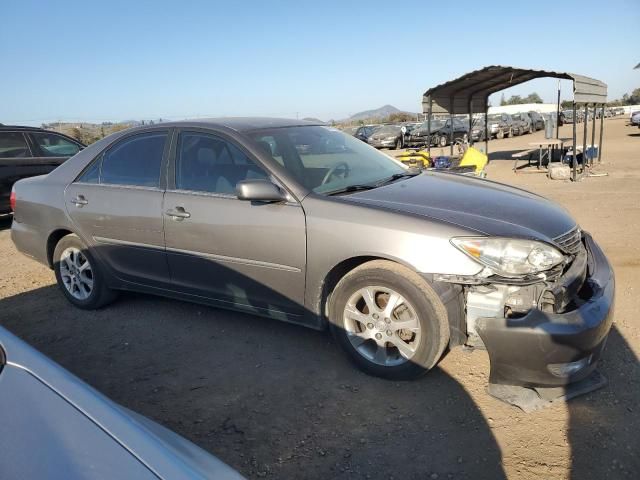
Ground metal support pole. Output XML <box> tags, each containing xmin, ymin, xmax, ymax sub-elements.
<box><xmin>468</xmin><ymin>98</ymin><xmax>473</xmax><ymax>147</ymax></box>
<box><xmin>572</xmin><ymin>101</ymin><xmax>577</xmax><ymax>181</ymax></box>
<box><xmin>598</xmin><ymin>103</ymin><xmax>604</xmax><ymax>163</ymax></box>
<box><xmin>556</xmin><ymin>80</ymin><xmax>561</xmax><ymax>140</ymax></box>
<box><xmin>449</xmin><ymin>98</ymin><xmax>454</xmax><ymax>156</ymax></box>
<box><xmin>590</xmin><ymin>103</ymin><xmax>597</xmax><ymax>167</ymax></box>
<box><xmin>427</xmin><ymin>99</ymin><xmax>432</xmax><ymax>159</ymax></box>
<box><xmin>484</xmin><ymin>101</ymin><xmax>489</xmax><ymax>156</ymax></box>
<box><xmin>582</xmin><ymin>104</ymin><xmax>588</xmax><ymax>172</ymax></box>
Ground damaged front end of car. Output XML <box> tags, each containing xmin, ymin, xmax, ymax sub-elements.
<box><xmin>436</xmin><ymin>227</ymin><xmax>614</xmax><ymax>401</ymax></box>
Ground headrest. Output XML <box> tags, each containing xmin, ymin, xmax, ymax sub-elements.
<box><xmin>196</xmin><ymin>147</ymin><xmax>216</xmax><ymax>166</ymax></box>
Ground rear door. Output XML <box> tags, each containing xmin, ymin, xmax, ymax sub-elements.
<box><xmin>163</xmin><ymin>129</ymin><xmax>307</xmax><ymax>316</ymax></box>
<box><xmin>64</xmin><ymin>130</ymin><xmax>171</xmax><ymax>287</ymax></box>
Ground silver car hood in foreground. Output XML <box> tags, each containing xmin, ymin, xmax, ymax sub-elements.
<box><xmin>0</xmin><ymin>326</ymin><xmax>243</xmax><ymax>480</ymax></box>
<box><xmin>345</xmin><ymin>172</ymin><xmax>576</xmax><ymax>242</ymax></box>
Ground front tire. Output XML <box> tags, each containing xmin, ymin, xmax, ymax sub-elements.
<box><xmin>438</xmin><ymin>135</ymin><xmax>448</xmax><ymax>148</ymax></box>
<box><xmin>53</xmin><ymin>234</ymin><xmax>117</xmax><ymax>309</ymax></box>
<box><xmin>497</xmin><ymin>129</ymin><xmax>504</xmax><ymax>140</ymax></box>
<box><xmin>394</xmin><ymin>138</ymin><xmax>402</xmax><ymax>150</ymax></box>
<box><xmin>329</xmin><ymin>260</ymin><xmax>449</xmax><ymax>380</ymax></box>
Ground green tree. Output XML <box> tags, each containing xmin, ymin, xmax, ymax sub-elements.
<box><xmin>500</xmin><ymin>92</ymin><xmax>544</xmax><ymax>105</ymax></box>
<box><xmin>523</xmin><ymin>92</ymin><xmax>543</xmax><ymax>103</ymax></box>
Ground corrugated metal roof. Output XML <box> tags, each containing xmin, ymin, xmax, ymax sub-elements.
<box><xmin>422</xmin><ymin>65</ymin><xmax>607</xmax><ymax>114</ymax></box>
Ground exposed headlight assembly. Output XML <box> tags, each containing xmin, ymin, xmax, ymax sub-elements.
<box><xmin>451</xmin><ymin>237</ymin><xmax>565</xmax><ymax>278</ymax></box>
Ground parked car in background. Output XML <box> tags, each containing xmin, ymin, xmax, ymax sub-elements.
<box><xmin>405</xmin><ymin>118</ymin><xmax>469</xmax><ymax>147</ymax></box>
<box><xmin>0</xmin><ymin>325</ymin><xmax>243</xmax><ymax>479</ymax></box>
<box><xmin>470</xmin><ymin>118</ymin><xmax>489</xmax><ymax>142</ymax></box>
<box><xmin>485</xmin><ymin>114</ymin><xmax>514</xmax><ymax>139</ymax></box>
<box><xmin>11</xmin><ymin>118</ymin><xmax>615</xmax><ymax>386</ymax></box>
<box><xmin>511</xmin><ymin>113</ymin><xmax>532</xmax><ymax>135</ymax></box>
<box><xmin>367</xmin><ymin>124</ymin><xmax>406</xmax><ymax>149</ymax></box>
<box><xmin>353</xmin><ymin>125</ymin><xmax>380</xmax><ymax>143</ymax></box>
<box><xmin>630</xmin><ymin>111</ymin><xmax>640</xmax><ymax>126</ymax></box>
<box><xmin>0</xmin><ymin>126</ymin><xmax>84</xmax><ymax>214</ymax></box>
<box><xmin>527</xmin><ymin>111</ymin><xmax>545</xmax><ymax>131</ymax></box>
<box><xmin>561</xmin><ymin>110</ymin><xmax>575</xmax><ymax>124</ymax></box>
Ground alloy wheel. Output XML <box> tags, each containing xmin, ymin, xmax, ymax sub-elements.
<box><xmin>59</xmin><ymin>247</ymin><xmax>94</xmax><ymax>300</ymax></box>
<box><xmin>343</xmin><ymin>286</ymin><xmax>421</xmax><ymax>366</ymax></box>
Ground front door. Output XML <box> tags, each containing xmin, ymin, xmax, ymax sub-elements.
<box><xmin>64</xmin><ymin>131</ymin><xmax>171</xmax><ymax>287</ymax></box>
<box><xmin>163</xmin><ymin>130</ymin><xmax>306</xmax><ymax>316</ymax></box>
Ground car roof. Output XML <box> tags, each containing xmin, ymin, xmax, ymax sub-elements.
<box><xmin>154</xmin><ymin>117</ymin><xmax>324</xmax><ymax>132</ymax></box>
<box><xmin>0</xmin><ymin>125</ymin><xmax>49</xmax><ymax>132</ymax></box>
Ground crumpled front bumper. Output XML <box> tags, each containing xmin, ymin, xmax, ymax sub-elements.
<box><xmin>476</xmin><ymin>233</ymin><xmax>614</xmax><ymax>388</ymax></box>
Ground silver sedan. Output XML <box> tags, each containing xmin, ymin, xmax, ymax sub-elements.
<box><xmin>11</xmin><ymin>118</ymin><xmax>614</xmax><ymax>387</ymax></box>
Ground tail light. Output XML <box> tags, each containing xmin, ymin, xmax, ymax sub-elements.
<box><xmin>9</xmin><ymin>189</ymin><xmax>16</xmax><ymax>212</ymax></box>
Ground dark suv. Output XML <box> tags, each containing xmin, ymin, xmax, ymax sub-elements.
<box><xmin>0</xmin><ymin>126</ymin><xmax>84</xmax><ymax>214</ymax></box>
<box><xmin>405</xmin><ymin>118</ymin><xmax>469</xmax><ymax>147</ymax></box>
<box><xmin>527</xmin><ymin>111</ymin><xmax>545</xmax><ymax>131</ymax></box>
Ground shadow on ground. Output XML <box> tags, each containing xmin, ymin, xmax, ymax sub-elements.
<box><xmin>0</xmin><ymin>285</ymin><xmax>506</xmax><ymax>479</ymax></box>
<box><xmin>567</xmin><ymin>326</ymin><xmax>639</xmax><ymax>479</ymax></box>
<box><xmin>1</xmin><ymin>282</ymin><xmax>637</xmax><ymax>478</ymax></box>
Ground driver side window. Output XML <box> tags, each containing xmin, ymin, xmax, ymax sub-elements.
<box><xmin>175</xmin><ymin>132</ymin><xmax>268</xmax><ymax>195</ymax></box>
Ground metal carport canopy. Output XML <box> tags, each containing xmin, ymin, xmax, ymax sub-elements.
<box><xmin>422</xmin><ymin>65</ymin><xmax>607</xmax><ymax>114</ymax></box>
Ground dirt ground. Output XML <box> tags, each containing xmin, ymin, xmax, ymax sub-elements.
<box><xmin>0</xmin><ymin>117</ymin><xmax>638</xmax><ymax>479</ymax></box>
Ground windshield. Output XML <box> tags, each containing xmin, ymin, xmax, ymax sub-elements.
<box><xmin>249</xmin><ymin>126</ymin><xmax>406</xmax><ymax>194</ymax></box>
<box><xmin>487</xmin><ymin>114</ymin><xmax>501</xmax><ymax>122</ymax></box>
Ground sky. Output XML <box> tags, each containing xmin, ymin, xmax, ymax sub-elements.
<box><xmin>1</xmin><ymin>0</ymin><xmax>638</xmax><ymax>125</ymax></box>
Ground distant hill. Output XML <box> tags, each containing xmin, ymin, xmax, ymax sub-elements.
<box><xmin>346</xmin><ymin>104</ymin><xmax>418</xmax><ymax>122</ymax></box>
<box><xmin>301</xmin><ymin>117</ymin><xmax>325</xmax><ymax>124</ymax></box>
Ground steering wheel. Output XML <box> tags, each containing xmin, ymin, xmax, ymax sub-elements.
<box><xmin>321</xmin><ymin>161</ymin><xmax>350</xmax><ymax>185</ymax></box>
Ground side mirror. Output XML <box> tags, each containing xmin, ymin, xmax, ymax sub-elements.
<box><xmin>236</xmin><ymin>179</ymin><xmax>287</xmax><ymax>202</ymax></box>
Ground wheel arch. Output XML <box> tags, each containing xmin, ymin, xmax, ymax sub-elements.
<box><xmin>318</xmin><ymin>256</ymin><xmax>467</xmax><ymax>348</ymax></box>
<box><xmin>46</xmin><ymin>228</ymin><xmax>75</xmax><ymax>268</ymax></box>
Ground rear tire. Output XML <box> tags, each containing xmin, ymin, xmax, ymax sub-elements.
<box><xmin>328</xmin><ymin>260</ymin><xmax>449</xmax><ymax>380</ymax></box>
<box><xmin>53</xmin><ymin>234</ymin><xmax>117</xmax><ymax>309</ymax></box>
<box><xmin>507</xmin><ymin>128</ymin><xmax>514</xmax><ymax>138</ymax></box>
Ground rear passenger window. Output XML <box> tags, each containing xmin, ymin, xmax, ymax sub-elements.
<box><xmin>101</xmin><ymin>132</ymin><xmax>167</xmax><ymax>187</ymax></box>
<box><xmin>175</xmin><ymin>132</ymin><xmax>267</xmax><ymax>194</ymax></box>
<box><xmin>0</xmin><ymin>132</ymin><xmax>31</xmax><ymax>158</ymax></box>
<box><xmin>77</xmin><ymin>159</ymin><xmax>100</xmax><ymax>184</ymax></box>
<box><xmin>30</xmin><ymin>132</ymin><xmax>81</xmax><ymax>157</ymax></box>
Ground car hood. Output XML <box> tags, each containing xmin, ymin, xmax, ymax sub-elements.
<box><xmin>344</xmin><ymin>173</ymin><xmax>576</xmax><ymax>242</ymax></box>
<box><xmin>370</xmin><ymin>129</ymin><xmax>400</xmax><ymax>138</ymax></box>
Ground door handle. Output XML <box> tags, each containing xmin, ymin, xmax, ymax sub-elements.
<box><xmin>71</xmin><ymin>195</ymin><xmax>88</xmax><ymax>207</ymax></box>
<box><xmin>165</xmin><ymin>207</ymin><xmax>191</xmax><ymax>220</ymax></box>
